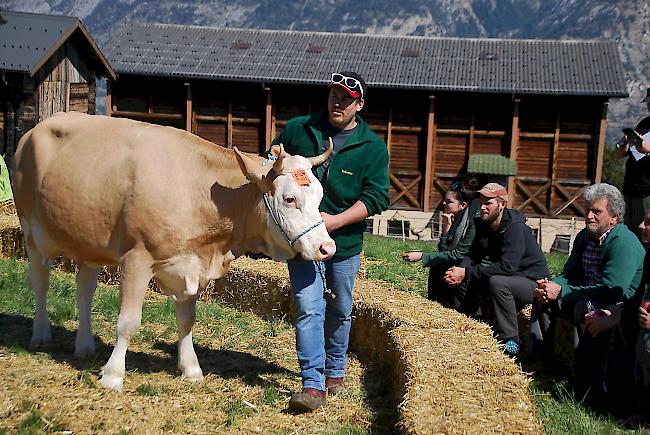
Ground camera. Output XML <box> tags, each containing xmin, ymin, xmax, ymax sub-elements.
<box><xmin>616</xmin><ymin>128</ymin><xmax>643</xmax><ymax>149</ymax></box>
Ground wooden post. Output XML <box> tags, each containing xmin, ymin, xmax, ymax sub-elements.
<box><xmin>264</xmin><ymin>86</ymin><xmax>272</xmax><ymax>152</ymax></box>
<box><xmin>468</xmin><ymin>113</ymin><xmax>475</xmax><ymax>156</ymax></box>
<box><xmin>594</xmin><ymin>101</ymin><xmax>609</xmax><ymax>183</ymax></box>
<box><xmin>386</xmin><ymin>105</ymin><xmax>393</xmax><ymax>154</ymax></box>
<box><xmin>508</xmin><ymin>98</ymin><xmax>520</xmax><ymax>206</ymax></box>
<box><xmin>106</xmin><ymin>79</ymin><xmax>112</xmax><ymax>116</ymax></box>
<box><xmin>185</xmin><ymin>82</ymin><xmax>192</xmax><ymax>132</ymax></box>
<box><xmin>227</xmin><ymin>99</ymin><xmax>233</xmax><ymax>148</ymax></box>
<box><xmin>550</xmin><ymin>112</ymin><xmax>561</xmax><ymax>212</ymax></box>
<box><xmin>423</xmin><ymin>95</ymin><xmax>436</xmax><ymax>212</ymax></box>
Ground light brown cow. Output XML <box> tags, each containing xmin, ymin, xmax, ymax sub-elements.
<box><xmin>13</xmin><ymin>111</ymin><xmax>335</xmax><ymax>391</ymax></box>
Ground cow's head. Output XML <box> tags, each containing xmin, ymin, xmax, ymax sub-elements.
<box><xmin>233</xmin><ymin>143</ymin><xmax>336</xmax><ymax>261</ymax></box>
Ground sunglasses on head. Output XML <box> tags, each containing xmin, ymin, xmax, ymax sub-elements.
<box><xmin>330</xmin><ymin>73</ymin><xmax>364</xmax><ymax>99</ymax></box>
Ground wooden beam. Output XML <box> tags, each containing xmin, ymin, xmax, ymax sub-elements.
<box><xmin>106</xmin><ymin>79</ymin><xmax>112</xmax><ymax>116</ymax></box>
<box><xmin>386</xmin><ymin>105</ymin><xmax>393</xmax><ymax>154</ymax></box>
<box><xmin>185</xmin><ymin>82</ymin><xmax>192</xmax><ymax>132</ymax></box>
<box><xmin>519</xmin><ymin>132</ymin><xmax>593</xmax><ymax>140</ymax></box>
<box><xmin>264</xmin><ymin>87</ymin><xmax>272</xmax><ymax>152</ymax></box>
<box><xmin>227</xmin><ymin>99</ymin><xmax>233</xmax><ymax>148</ymax></box>
<box><xmin>110</xmin><ymin>110</ymin><xmax>183</xmax><ymax>121</ymax></box>
<box><xmin>390</xmin><ymin>174</ymin><xmax>423</xmax><ymax>207</ymax></box>
<box><xmin>508</xmin><ymin>98</ymin><xmax>520</xmax><ymax>206</ymax></box>
<box><xmin>468</xmin><ymin>113</ymin><xmax>475</xmax><ymax>156</ymax></box>
<box><xmin>423</xmin><ymin>95</ymin><xmax>436</xmax><ymax>212</ymax></box>
<box><xmin>515</xmin><ymin>179</ymin><xmax>550</xmax><ymax>215</ymax></box>
<box><xmin>553</xmin><ymin>184</ymin><xmax>588</xmax><ymax>216</ymax></box>
<box><xmin>594</xmin><ymin>101</ymin><xmax>609</xmax><ymax>183</ymax></box>
<box><xmin>194</xmin><ymin>114</ymin><xmax>261</xmax><ymax>124</ymax></box>
<box><xmin>550</xmin><ymin>112</ymin><xmax>561</xmax><ymax>212</ymax></box>
<box><xmin>389</xmin><ymin>173</ymin><xmax>421</xmax><ymax>208</ymax></box>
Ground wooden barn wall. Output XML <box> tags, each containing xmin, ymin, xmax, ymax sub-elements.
<box><xmin>110</xmin><ymin>76</ymin><xmax>185</xmax><ymax>130</ymax></box>
<box><xmin>429</xmin><ymin>93</ymin><xmax>511</xmax><ymax>210</ymax></box>
<box><xmin>193</xmin><ymin>80</ymin><xmax>265</xmax><ymax>154</ymax></box>
<box><xmin>515</xmin><ymin>96</ymin><xmax>601</xmax><ymax>217</ymax></box>
<box><xmin>108</xmin><ymin>74</ymin><xmax>605</xmax><ymax>217</ymax></box>
<box><xmin>35</xmin><ymin>42</ymin><xmax>95</xmax><ymax>121</ymax></box>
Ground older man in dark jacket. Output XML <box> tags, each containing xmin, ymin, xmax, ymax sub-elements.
<box><xmin>445</xmin><ymin>183</ymin><xmax>549</xmax><ymax>356</ymax></box>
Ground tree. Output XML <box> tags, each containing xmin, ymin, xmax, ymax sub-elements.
<box><xmin>601</xmin><ymin>144</ymin><xmax>625</xmax><ymax>191</ymax></box>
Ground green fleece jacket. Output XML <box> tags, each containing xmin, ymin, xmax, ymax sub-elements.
<box><xmin>554</xmin><ymin>223</ymin><xmax>645</xmax><ymax>305</ymax></box>
<box><xmin>272</xmin><ymin>112</ymin><xmax>390</xmax><ymax>257</ymax></box>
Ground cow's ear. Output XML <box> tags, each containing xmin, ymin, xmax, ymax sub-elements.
<box><xmin>233</xmin><ymin>147</ymin><xmax>273</xmax><ymax>191</ymax></box>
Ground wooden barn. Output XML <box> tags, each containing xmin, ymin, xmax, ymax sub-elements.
<box><xmin>104</xmin><ymin>23</ymin><xmax>627</xmax><ymax>218</ymax></box>
<box><xmin>0</xmin><ymin>10</ymin><xmax>115</xmax><ymax>171</ymax></box>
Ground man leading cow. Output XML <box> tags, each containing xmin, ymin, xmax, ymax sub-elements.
<box><xmin>271</xmin><ymin>71</ymin><xmax>390</xmax><ymax>412</ymax></box>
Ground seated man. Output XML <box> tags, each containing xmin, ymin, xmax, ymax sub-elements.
<box><xmin>534</xmin><ymin>183</ymin><xmax>645</xmax><ymax>406</ymax></box>
<box><xmin>444</xmin><ymin>183</ymin><xmax>549</xmax><ymax>356</ymax></box>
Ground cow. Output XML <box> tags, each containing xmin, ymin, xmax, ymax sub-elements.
<box><xmin>12</xmin><ymin>111</ymin><xmax>336</xmax><ymax>391</ymax></box>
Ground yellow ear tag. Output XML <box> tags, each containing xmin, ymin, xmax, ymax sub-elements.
<box><xmin>292</xmin><ymin>169</ymin><xmax>311</xmax><ymax>186</ymax></box>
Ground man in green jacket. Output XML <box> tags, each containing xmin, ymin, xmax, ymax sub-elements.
<box><xmin>534</xmin><ymin>183</ymin><xmax>645</xmax><ymax>406</ymax></box>
<box><xmin>271</xmin><ymin>71</ymin><xmax>390</xmax><ymax>412</ymax></box>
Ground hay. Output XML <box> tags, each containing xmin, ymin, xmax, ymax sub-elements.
<box><xmin>210</xmin><ymin>257</ymin><xmax>542</xmax><ymax>434</ymax></box>
<box><xmin>0</xmin><ymin>222</ymin><xmax>542</xmax><ymax>433</ymax></box>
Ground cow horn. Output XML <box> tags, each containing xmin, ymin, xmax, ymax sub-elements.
<box><xmin>308</xmin><ymin>137</ymin><xmax>333</xmax><ymax>167</ymax></box>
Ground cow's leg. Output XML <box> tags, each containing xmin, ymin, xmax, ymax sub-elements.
<box><xmin>74</xmin><ymin>264</ymin><xmax>100</xmax><ymax>358</ymax></box>
<box><xmin>26</xmin><ymin>243</ymin><xmax>51</xmax><ymax>346</ymax></box>
<box><xmin>99</xmin><ymin>249</ymin><xmax>152</xmax><ymax>391</ymax></box>
<box><xmin>175</xmin><ymin>297</ymin><xmax>203</xmax><ymax>381</ymax></box>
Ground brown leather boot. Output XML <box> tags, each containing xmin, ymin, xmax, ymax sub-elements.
<box><xmin>326</xmin><ymin>377</ymin><xmax>345</xmax><ymax>395</ymax></box>
<box><xmin>288</xmin><ymin>387</ymin><xmax>326</xmax><ymax>412</ymax></box>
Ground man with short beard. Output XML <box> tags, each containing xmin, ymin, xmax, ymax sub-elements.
<box><xmin>270</xmin><ymin>71</ymin><xmax>389</xmax><ymax>412</ymax></box>
<box><xmin>444</xmin><ymin>183</ymin><xmax>549</xmax><ymax>356</ymax></box>
<box><xmin>533</xmin><ymin>183</ymin><xmax>645</xmax><ymax>410</ymax></box>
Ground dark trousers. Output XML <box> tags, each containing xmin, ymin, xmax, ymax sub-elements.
<box><xmin>532</xmin><ymin>298</ymin><xmax>634</xmax><ymax>412</ymax></box>
<box><xmin>484</xmin><ymin>275</ymin><xmax>537</xmax><ymax>342</ymax></box>
<box><xmin>427</xmin><ymin>264</ymin><xmax>480</xmax><ymax>318</ymax></box>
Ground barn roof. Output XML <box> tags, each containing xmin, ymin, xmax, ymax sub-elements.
<box><xmin>104</xmin><ymin>22</ymin><xmax>627</xmax><ymax>97</ymax></box>
<box><xmin>0</xmin><ymin>10</ymin><xmax>115</xmax><ymax>79</ymax></box>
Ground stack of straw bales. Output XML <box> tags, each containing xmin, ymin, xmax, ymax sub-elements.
<box><xmin>0</xmin><ymin>219</ymin><xmax>541</xmax><ymax>433</ymax></box>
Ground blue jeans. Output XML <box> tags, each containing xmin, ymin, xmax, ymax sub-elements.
<box><xmin>287</xmin><ymin>255</ymin><xmax>360</xmax><ymax>391</ymax></box>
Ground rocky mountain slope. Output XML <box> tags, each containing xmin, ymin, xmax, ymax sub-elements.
<box><xmin>3</xmin><ymin>0</ymin><xmax>648</xmax><ymax>139</ymax></box>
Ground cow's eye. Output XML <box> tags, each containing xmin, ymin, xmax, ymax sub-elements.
<box><xmin>284</xmin><ymin>196</ymin><xmax>296</xmax><ymax>205</ymax></box>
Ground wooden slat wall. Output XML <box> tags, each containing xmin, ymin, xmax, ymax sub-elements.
<box><xmin>107</xmin><ymin>75</ymin><xmax>607</xmax><ymax>217</ymax></box>
<box><xmin>69</xmin><ymin>83</ymin><xmax>89</xmax><ymax>113</ymax></box>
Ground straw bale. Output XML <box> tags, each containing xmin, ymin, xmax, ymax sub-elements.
<box><xmin>0</xmin><ymin>222</ymin><xmax>543</xmax><ymax>433</ymax></box>
<box><xmin>0</xmin><ymin>200</ymin><xmax>16</xmax><ymax>216</ymax></box>
<box><xmin>211</xmin><ymin>257</ymin><xmax>542</xmax><ymax>434</ymax></box>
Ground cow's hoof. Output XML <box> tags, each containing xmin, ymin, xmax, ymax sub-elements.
<box><xmin>180</xmin><ymin>365</ymin><xmax>204</xmax><ymax>381</ymax></box>
<box><xmin>74</xmin><ymin>337</ymin><xmax>96</xmax><ymax>359</ymax></box>
<box><xmin>74</xmin><ymin>346</ymin><xmax>96</xmax><ymax>359</ymax></box>
<box><xmin>30</xmin><ymin>328</ymin><xmax>52</xmax><ymax>347</ymax></box>
<box><xmin>99</xmin><ymin>374</ymin><xmax>124</xmax><ymax>391</ymax></box>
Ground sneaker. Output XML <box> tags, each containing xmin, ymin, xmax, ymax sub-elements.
<box><xmin>325</xmin><ymin>377</ymin><xmax>345</xmax><ymax>395</ymax></box>
<box><xmin>288</xmin><ymin>388</ymin><xmax>326</xmax><ymax>412</ymax></box>
<box><xmin>500</xmin><ymin>339</ymin><xmax>520</xmax><ymax>357</ymax></box>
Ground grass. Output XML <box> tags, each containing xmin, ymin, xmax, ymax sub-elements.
<box><xmin>363</xmin><ymin>234</ymin><xmax>644</xmax><ymax>434</ymax></box>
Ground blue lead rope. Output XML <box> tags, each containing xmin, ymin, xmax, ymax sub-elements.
<box><xmin>262</xmin><ymin>193</ymin><xmax>324</xmax><ymax>246</ymax></box>
<box><xmin>262</xmin><ymin>192</ymin><xmax>330</xmax><ymax>293</ymax></box>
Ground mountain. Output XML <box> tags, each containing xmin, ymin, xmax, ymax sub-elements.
<box><xmin>2</xmin><ymin>0</ymin><xmax>648</xmax><ymax>140</ymax></box>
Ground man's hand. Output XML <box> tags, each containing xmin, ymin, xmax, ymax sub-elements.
<box><xmin>640</xmin><ymin>306</ymin><xmax>650</xmax><ymax>329</ymax></box>
<box><xmin>320</xmin><ymin>212</ymin><xmax>342</xmax><ymax>233</ymax></box>
<box><xmin>444</xmin><ymin>266</ymin><xmax>465</xmax><ymax>286</ymax></box>
<box><xmin>585</xmin><ymin>309</ymin><xmax>616</xmax><ymax>337</ymax></box>
<box><xmin>534</xmin><ymin>279</ymin><xmax>561</xmax><ymax>304</ymax></box>
<box><xmin>401</xmin><ymin>251</ymin><xmax>423</xmax><ymax>262</ymax></box>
